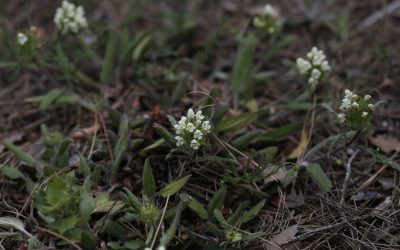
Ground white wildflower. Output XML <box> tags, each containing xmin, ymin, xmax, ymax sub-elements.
<box><xmin>263</xmin><ymin>4</ymin><xmax>279</xmax><ymax>18</ymax></box>
<box><xmin>173</xmin><ymin>108</ymin><xmax>212</xmax><ymax>150</ymax></box>
<box><xmin>157</xmin><ymin>246</ymin><xmax>166</xmax><ymax>250</ymax></box>
<box><xmin>187</xmin><ymin>108</ymin><xmax>195</xmax><ymax>118</ymax></box>
<box><xmin>297</xmin><ymin>47</ymin><xmax>330</xmax><ymax>88</ymax></box>
<box><xmin>202</xmin><ymin>121</ymin><xmax>211</xmax><ymax>132</ymax></box>
<box><xmin>17</xmin><ymin>32</ymin><xmax>28</xmax><ymax>45</ymax></box>
<box><xmin>186</xmin><ymin>122</ymin><xmax>196</xmax><ymax>133</ymax></box>
<box><xmin>368</xmin><ymin>104</ymin><xmax>374</xmax><ymax>110</ymax></box>
<box><xmin>338</xmin><ymin>113</ymin><xmax>346</xmax><ymax>123</ymax></box>
<box><xmin>54</xmin><ymin>0</ymin><xmax>88</xmax><ymax>34</ymax></box>
<box><xmin>175</xmin><ymin>136</ymin><xmax>184</xmax><ymax>146</ymax></box>
<box><xmin>337</xmin><ymin>90</ymin><xmax>376</xmax><ymax>129</ymax></box>
<box><xmin>253</xmin><ymin>4</ymin><xmax>281</xmax><ymax>35</ymax></box>
<box><xmin>194</xmin><ymin>130</ymin><xmax>203</xmax><ymax>140</ymax></box>
<box><xmin>190</xmin><ymin>139</ymin><xmax>200</xmax><ymax>150</ymax></box>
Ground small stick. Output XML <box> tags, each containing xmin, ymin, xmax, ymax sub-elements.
<box><xmin>150</xmin><ymin>195</ymin><xmax>170</xmax><ymax>249</ymax></box>
<box><xmin>37</xmin><ymin>226</ymin><xmax>83</xmax><ymax>250</ymax></box>
<box><xmin>340</xmin><ymin>150</ymin><xmax>360</xmax><ymax>205</ymax></box>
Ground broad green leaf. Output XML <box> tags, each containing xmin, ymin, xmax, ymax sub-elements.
<box><xmin>154</xmin><ymin>123</ymin><xmax>175</xmax><ymax>146</ymax></box>
<box><xmin>213</xmin><ymin>209</ymin><xmax>226</xmax><ymax>226</ymax></box>
<box><xmin>215</xmin><ymin>112</ymin><xmax>259</xmax><ymax>132</ymax></box>
<box><xmin>256</xmin><ymin>147</ymin><xmax>279</xmax><ymax>165</ymax></box>
<box><xmin>359</xmin><ymin>146</ymin><xmax>400</xmax><ymax>172</ymax></box>
<box><xmin>0</xmin><ymin>217</ymin><xmax>34</xmax><ymax>238</ymax></box>
<box><xmin>49</xmin><ymin>215</ymin><xmax>79</xmax><ymax>235</ymax></box>
<box><xmin>123</xmin><ymin>239</ymin><xmax>144</xmax><ymax>250</ymax></box>
<box><xmin>79</xmin><ymin>154</ymin><xmax>91</xmax><ymax>177</ymax></box>
<box><xmin>240</xmin><ymin>199</ymin><xmax>266</xmax><ymax>226</ymax></box>
<box><xmin>232</xmin><ymin>130</ymin><xmax>263</xmax><ymax>149</ymax></box>
<box><xmin>121</xmin><ymin>188</ymin><xmax>142</xmax><ymax>210</ymax></box>
<box><xmin>143</xmin><ymin>158</ymin><xmax>156</xmax><ymax>198</ymax></box>
<box><xmin>306</xmin><ymin>163</ymin><xmax>332</xmax><ymax>192</ymax></box>
<box><xmin>140</xmin><ymin>138</ymin><xmax>165</xmax><ymax>155</ymax></box>
<box><xmin>101</xmin><ymin>33</ymin><xmax>117</xmax><ymax>83</ymax></box>
<box><xmin>207</xmin><ymin>185</ymin><xmax>227</xmax><ymax>213</ymax></box>
<box><xmin>227</xmin><ymin>201</ymin><xmax>250</xmax><ymax>225</ymax></box>
<box><xmin>160</xmin><ymin>175</ymin><xmax>191</xmax><ymax>198</ymax></box>
<box><xmin>81</xmin><ymin>230</ymin><xmax>98</xmax><ymax>250</ymax></box>
<box><xmin>159</xmin><ymin>201</ymin><xmax>183</xmax><ymax>247</ymax></box>
<box><xmin>232</xmin><ymin>34</ymin><xmax>257</xmax><ymax>93</ymax></box>
<box><xmin>259</xmin><ymin>123</ymin><xmax>302</xmax><ymax>142</ymax></box>
<box><xmin>180</xmin><ymin>193</ymin><xmax>209</xmax><ymax>220</ymax></box>
<box><xmin>0</xmin><ymin>166</ymin><xmax>24</xmax><ymax>179</ymax></box>
<box><xmin>45</xmin><ymin>175</ymin><xmax>68</xmax><ymax>206</ymax></box>
<box><xmin>3</xmin><ymin>142</ymin><xmax>38</xmax><ymax>165</ymax></box>
<box><xmin>80</xmin><ymin>191</ymin><xmax>95</xmax><ymax>219</ymax></box>
<box><xmin>284</xmin><ymin>102</ymin><xmax>314</xmax><ymax>110</ymax></box>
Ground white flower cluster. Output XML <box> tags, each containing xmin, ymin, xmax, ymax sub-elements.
<box><xmin>174</xmin><ymin>109</ymin><xmax>211</xmax><ymax>150</ymax></box>
<box><xmin>54</xmin><ymin>0</ymin><xmax>88</xmax><ymax>34</ymax></box>
<box><xmin>338</xmin><ymin>89</ymin><xmax>374</xmax><ymax>125</ymax></box>
<box><xmin>17</xmin><ymin>32</ymin><xmax>28</xmax><ymax>45</ymax></box>
<box><xmin>296</xmin><ymin>47</ymin><xmax>330</xmax><ymax>89</ymax></box>
<box><xmin>253</xmin><ymin>4</ymin><xmax>281</xmax><ymax>34</ymax></box>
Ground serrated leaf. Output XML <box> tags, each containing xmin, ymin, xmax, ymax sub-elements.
<box><xmin>45</xmin><ymin>175</ymin><xmax>69</xmax><ymax>206</ymax></box>
<box><xmin>306</xmin><ymin>163</ymin><xmax>332</xmax><ymax>192</ymax></box>
<box><xmin>240</xmin><ymin>199</ymin><xmax>266</xmax><ymax>226</ymax></box>
<box><xmin>143</xmin><ymin>158</ymin><xmax>156</xmax><ymax>198</ymax></box>
<box><xmin>215</xmin><ymin>112</ymin><xmax>258</xmax><ymax>132</ymax></box>
<box><xmin>160</xmin><ymin>175</ymin><xmax>191</xmax><ymax>198</ymax></box>
<box><xmin>207</xmin><ymin>185</ymin><xmax>227</xmax><ymax>213</ymax></box>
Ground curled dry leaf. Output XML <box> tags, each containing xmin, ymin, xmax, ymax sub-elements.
<box><xmin>369</xmin><ymin>135</ymin><xmax>400</xmax><ymax>153</ymax></box>
<box><xmin>265</xmin><ymin>225</ymin><xmax>299</xmax><ymax>250</ymax></box>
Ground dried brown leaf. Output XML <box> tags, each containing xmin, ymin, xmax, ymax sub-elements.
<box><xmin>369</xmin><ymin>135</ymin><xmax>400</xmax><ymax>153</ymax></box>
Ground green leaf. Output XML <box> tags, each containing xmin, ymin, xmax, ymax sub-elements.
<box><xmin>215</xmin><ymin>112</ymin><xmax>259</xmax><ymax>132</ymax></box>
<box><xmin>79</xmin><ymin>154</ymin><xmax>91</xmax><ymax>177</ymax></box>
<box><xmin>121</xmin><ymin>188</ymin><xmax>142</xmax><ymax>210</ymax></box>
<box><xmin>3</xmin><ymin>142</ymin><xmax>38</xmax><ymax>165</ymax></box>
<box><xmin>180</xmin><ymin>193</ymin><xmax>209</xmax><ymax>220</ymax></box>
<box><xmin>160</xmin><ymin>175</ymin><xmax>191</xmax><ymax>198</ymax></box>
<box><xmin>50</xmin><ymin>215</ymin><xmax>79</xmax><ymax>235</ymax></box>
<box><xmin>232</xmin><ymin>130</ymin><xmax>263</xmax><ymax>149</ymax></box>
<box><xmin>123</xmin><ymin>239</ymin><xmax>144</xmax><ymax>250</ymax></box>
<box><xmin>0</xmin><ymin>166</ymin><xmax>24</xmax><ymax>179</ymax></box>
<box><xmin>101</xmin><ymin>33</ymin><xmax>118</xmax><ymax>83</ymax></box>
<box><xmin>259</xmin><ymin>123</ymin><xmax>302</xmax><ymax>142</ymax></box>
<box><xmin>80</xmin><ymin>191</ymin><xmax>95</xmax><ymax>219</ymax></box>
<box><xmin>154</xmin><ymin>123</ymin><xmax>176</xmax><ymax>146</ymax></box>
<box><xmin>207</xmin><ymin>185</ymin><xmax>227</xmax><ymax>213</ymax></box>
<box><xmin>306</xmin><ymin>163</ymin><xmax>332</xmax><ymax>192</ymax></box>
<box><xmin>227</xmin><ymin>201</ymin><xmax>250</xmax><ymax>225</ymax></box>
<box><xmin>240</xmin><ymin>199</ymin><xmax>266</xmax><ymax>226</ymax></box>
<box><xmin>132</xmin><ymin>34</ymin><xmax>150</xmax><ymax>62</ymax></box>
<box><xmin>159</xmin><ymin>201</ymin><xmax>183</xmax><ymax>247</ymax></box>
<box><xmin>81</xmin><ymin>230</ymin><xmax>98</xmax><ymax>250</ymax></box>
<box><xmin>213</xmin><ymin>209</ymin><xmax>226</xmax><ymax>226</ymax></box>
<box><xmin>45</xmin><ymin>175</ymin><xmax>69</xmax><ymax>206</ymax></box>
<box><xmin>140</xmin><ymin>138</ymin><xmax>165</xmax><ymax>155</ymax></box>
<box><xmin>232</xmin><ymin>34</ymin><xmax>257</xmax><ymax>93</ymax></box>
<box><xmin>359</xmin><ymin>146</ymin><xmax>400</xmax><ymax>172</ymax></box>
<box><xmin>0</xmin><ymin>217</ymin><xmax>34</xmax><ymax>239</ymax></box>
<box><xmin>143</xmin><ymin>158</ymin><xmax>156</xmax><ymax>198</ymax></box>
